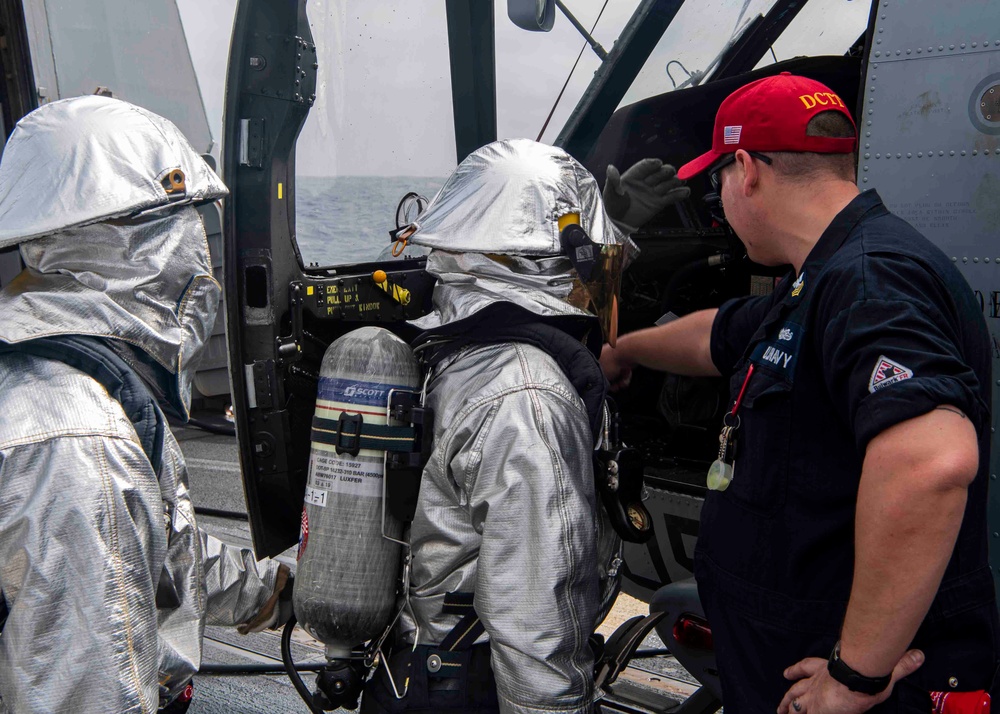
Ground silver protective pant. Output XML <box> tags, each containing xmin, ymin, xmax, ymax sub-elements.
<box><xmin>0</xmin><ymin>353</ymin><xmax>279</xmax><ymax>713</ymax></box>
<box><xmin>399</xmin><ymin>342</ymin><xmax>620</xmax><ymax>714</ymax></box>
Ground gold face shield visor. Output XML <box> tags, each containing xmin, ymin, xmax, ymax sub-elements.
<box><xmin>559</xmin><ymin>215</ymin><xmax>636</xmax><ymax>347</ymax></box>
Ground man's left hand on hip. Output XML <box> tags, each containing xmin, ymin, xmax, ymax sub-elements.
<box><xmin>776</xmin><ymin>649</ymin><xmax>924</xmax><ymax>714</ymax></box>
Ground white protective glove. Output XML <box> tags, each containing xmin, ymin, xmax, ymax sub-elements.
<box><xmin>603</xmin><ymin>158</ymin><xmax>691</xmax><ymax>233</ymax></box>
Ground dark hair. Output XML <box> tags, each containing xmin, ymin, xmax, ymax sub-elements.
<box><xmin>769</xmin><ymin>111</ymin><xmax>857</xmax><ymax>181</ymax></box>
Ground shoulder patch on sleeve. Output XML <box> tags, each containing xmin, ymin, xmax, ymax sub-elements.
<box><xmin>868</xmin><ymin>356</ymin><xmax>914</xmax><ymax>393</ymax></box>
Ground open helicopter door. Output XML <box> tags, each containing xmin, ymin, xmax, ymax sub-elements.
<box><xmin>221</xmin><ymin>0</ymin><xmax>490</xmax><ymax>558</ymax></box>
<box><xmin>221</xmin><ymin>0</ymin><xmax>318</xmax><ymax>557</ymax></box>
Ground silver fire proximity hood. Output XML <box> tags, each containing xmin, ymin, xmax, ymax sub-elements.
<box><xmin>0</xmin><ymin>95</ymin><xmax>227</xmax><ymax>246</ymax></box>
<box><xmin>0</xmin><ymin>96</ymin><xmax>228</xmax><ymax>419</ymax></box>
<box><xmin>406</xmin><ymin>138</ymin><xmax>635</xmax><ymax>345</ymax></box>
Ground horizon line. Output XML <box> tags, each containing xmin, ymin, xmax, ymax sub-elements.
<box><xmin>296</xmin><ymin>174</ymin><xmax>449</xmax><ymax>180</ymax></box>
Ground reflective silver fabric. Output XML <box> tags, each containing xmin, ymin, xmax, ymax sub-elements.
<box><xmin>408</xmin><ymin>139</ymin><xmax>635</xmax><ymax>345</ymax></box>
<box><xmin>400</xmin><ymin>344</ymin><xmax>621</xmax><ymax>714</ymax></box>
<box><xmin>0</xmin><ymin>95</ymin><xmax>226</xmax><ymax>249</ymax></box>
<box><xmin>0</xmin><ymin>356</ymin><xmax>280</xmax><ymax>713</ymax></box>
<box><xmin>0</xmin><ymin>208</ymin><xmax>218</xmax><ymax>420</ymax></box>
<box><xmin>410</xmin><ymin>251</ymin><xmax>592</xmax><ymax>332</ymax></box>
<box><xmin>0</xmin><ymin>97</ymin><xmax>278</xmax><ymax>713</ymax></box>
<box><xmin>399</xmin><ymin>139</ymin><xmax>622</xmax><ymax>713</ymax></box>
<box><xmin>408</xmin><ymin>138</ymin><xmax>624</xmax><ymax>256</ymax></box>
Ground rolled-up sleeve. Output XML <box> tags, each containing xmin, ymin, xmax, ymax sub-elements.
<box><xmin>818</xmin><ymin>257</ymin><xmax>985</xmax><ymax>452</ymax></box>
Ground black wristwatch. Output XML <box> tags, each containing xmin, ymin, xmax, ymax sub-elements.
<box><xmin>827</xmin><ymin>641</ymin><xmax>892</xmax><ymax>695</ymax></box>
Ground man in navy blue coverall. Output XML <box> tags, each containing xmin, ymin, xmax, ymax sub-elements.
<box><xmin>601</xmin><ymin>73</ymin><xmax>999</xmax><ymax>713</ymax></box>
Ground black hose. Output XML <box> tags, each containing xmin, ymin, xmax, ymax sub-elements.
<box><xmin>188</xmin><ymin>417</ymin><xmax>236</xmax><ymax>436</ymax></box>
<box><xmin>194</xmin><ymin>506</ymin><xmax>250</xmax><ymax>521</ymax></box>
<box><xmin>632</xmin><ymin>648</ymin><xmax>672</xmax><ymax>658</ymax></box>
<box><xmin>199</xmin><ymin>662</ymin><xmax>326</xmax><ymax>675</ymax></box>
<box><xmin>173</xmin><ymin>415</ymin><xmax>237</xmax><ymax>437</ymax></box>
<box><xmin>282</xmin><ymin>616</ymin><xmax>325</xmax><ymax>714</ymax></box>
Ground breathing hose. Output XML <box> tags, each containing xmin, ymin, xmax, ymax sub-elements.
<box><xmin>282</xmin><ymin>616</ymin><xmax>326</xmax><ymax>714</ymax></box>
<box><xmin>198</xmin><ymin>662</ymin><xmax>325</xmax><ymax>675</ymax></box>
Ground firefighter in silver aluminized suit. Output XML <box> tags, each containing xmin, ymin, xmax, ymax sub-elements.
<box><xmin>362</xmin><ymin>139</ymin><xmax>678</xmax><ymax>714</ymax></box>
<box><xmin>0</xmin><ymin>96</ymin><xmax>287</xmax><ymax>713</ymax></box>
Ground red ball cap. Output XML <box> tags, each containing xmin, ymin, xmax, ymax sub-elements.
<box><xmin>677</xmin><ymin>72</ymin><xmax>858</xmax><ymax>180</ymax></box>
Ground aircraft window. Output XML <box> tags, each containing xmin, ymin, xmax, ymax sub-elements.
<box><xmin>618</xmin><ymin>0</ymin><xmax>781</xmax><ymax>108</ymax></box>
<box><xmin>292</xmin><ymin>2</ymin><xmax>457</xmax><ymax>268</ymax></box>
<box><xmin>495</xmin><ymin>1</ymin><xmax>639</xmax><ymax>144</ymax></box>
<box><xmin>756</xmin><ymin>0</ymin><xmax>872</xmax><ymax>71</ymax></box>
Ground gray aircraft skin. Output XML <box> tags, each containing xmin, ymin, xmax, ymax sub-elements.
<box><xmin>1</xmin><ymin>1</ymin><xmax>999</xmax><ymax>712</ymax></box>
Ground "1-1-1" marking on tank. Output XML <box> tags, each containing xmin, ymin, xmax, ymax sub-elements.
<box><xmin>304</xmin><ymin>486</ymin><xmax>328</xmax><ymax>508</ymax></box>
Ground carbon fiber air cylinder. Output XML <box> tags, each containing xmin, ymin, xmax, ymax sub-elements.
<box><xmin>294</xmin><ymin>327</ymin><xmax>420</xmax><ymax>658</ymax></box>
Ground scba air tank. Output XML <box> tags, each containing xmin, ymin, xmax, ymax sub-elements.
<box><xmin>294</xmin><ymin>327</ymin><xmax>420</xmax><ymax>658</ymax></box>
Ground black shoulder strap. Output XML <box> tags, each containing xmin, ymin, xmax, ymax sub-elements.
<box><xmin>0</xmin><ymin>336</ymin><xmax>166</xmax><ymax>473</ymax></box>
<box><xmin>415</xmin><ymin>306</ymin><xmax>608</xmax><ymax>438</ymax></box>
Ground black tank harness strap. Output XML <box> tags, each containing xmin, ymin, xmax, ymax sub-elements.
<box><xmin>308</xmin><ymin>388</ymin><xmax>433</xmax><ymax>524</ymax></box>
<box><xmin>363</xmin><ymin>592</ymin><xmax>492</xmax><ymax>709</ymax></box>
<box><xmin>391</xmin><ymin>592</ymin><xmax>488</xmax><ymax>696</ymax></box>
<box><xmin>439</xmin><ymin>592</ymin><xmax>485</xmax><ymax>653</ymax></box>
<box><xmin>413</xmin><ymin>303</ymin><xmax>606</xmax><ymax>438</ymax></box>
<box><xmin>310</xmin><ymin>413</ymin><xmax>419</xmax><ymax>456</ymax></box>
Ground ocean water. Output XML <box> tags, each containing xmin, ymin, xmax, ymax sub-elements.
<box><xmin>294</xmin><ymin>176</ymin><xmax>447</xmax><ymax>267</ymax></box>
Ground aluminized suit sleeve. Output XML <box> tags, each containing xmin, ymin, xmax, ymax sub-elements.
<box><xmin>460</xmin><ymin>385</ymin><xmax>600</xmax><ymax>714</ymax></box>
<box><xmin>155</xmin><ymin>435</ymin><xmax>282</xmax><ymax>699</ymax></box>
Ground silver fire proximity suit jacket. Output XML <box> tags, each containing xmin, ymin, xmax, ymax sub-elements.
<box><xmin>395</xmin><ymin>140</ymin><xmax>626</xmax><ymax>714</ymax></box>
<box><xmin>0</xmin><ymin>96</ymin><xmax>280</xmax><ymax>714</ymax></box>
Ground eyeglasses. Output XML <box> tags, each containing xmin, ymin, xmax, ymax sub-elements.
<box><xmin>709</xmin><ymin>151</ymin><xmax>773</xmax><ymax>193</ymax></box>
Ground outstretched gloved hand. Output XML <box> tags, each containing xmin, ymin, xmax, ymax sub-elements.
<box><xmin>238</xmin><ymin>563</ymin><xmax>294</xmax><ymax>634</ymax></box>
<box><xmin>603</xmin><ymin>158</ymin><xmax>690</xmax><ymax>232</ymax></box>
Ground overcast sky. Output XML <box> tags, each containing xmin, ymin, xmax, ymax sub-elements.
<box><xmin>175</xmin><ymin>0</ymin><xmax>869</xmax><ymax>176</ymax></box>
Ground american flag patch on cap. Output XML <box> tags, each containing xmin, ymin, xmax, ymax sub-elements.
<box><xmin>723</xmin><ymin>125</ymin><xmax>742</xmax><ymax>144</ymax></box>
